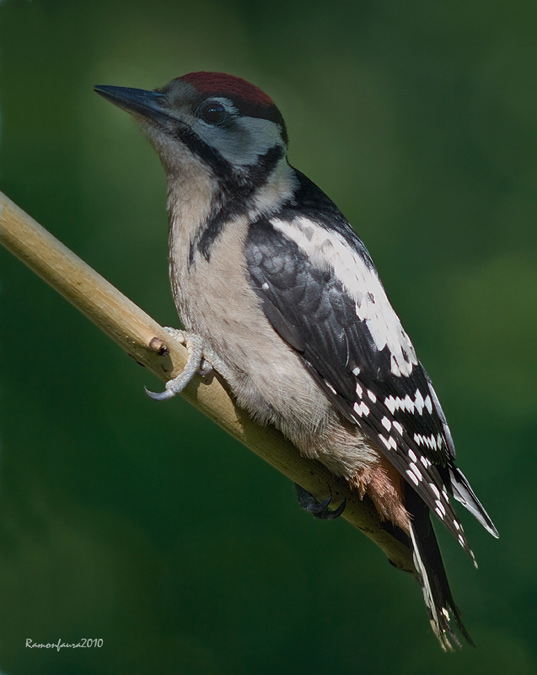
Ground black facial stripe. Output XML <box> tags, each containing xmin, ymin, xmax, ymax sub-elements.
<box><xmin>188</xmin><ymin>144</ymin><xmax>286</xmax><ymax>265</ymax></box>
<box><xmin>174</xmin><ymin>124</ymin><xmax>234</xmax><ymax>183</ymax></box>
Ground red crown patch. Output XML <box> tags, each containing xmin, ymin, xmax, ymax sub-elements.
<box><xmin>181</xmin><ymin>72</ymin><xmax>274</xmax><ymax>107</ymax></box>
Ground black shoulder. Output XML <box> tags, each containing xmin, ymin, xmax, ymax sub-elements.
<box><xmin>277</xmin><ymin>170</ymin><xmax>376</xmax><ymax>268</ymax></box>
<box><xmin>245</xmin><ymin>215</ymin><xmax>389</xmax><ymax>405</ymax></box>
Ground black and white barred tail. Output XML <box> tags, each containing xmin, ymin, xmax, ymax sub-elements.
<box><xmin>406</xmin><ymin>487</ymin><xmax>474</xmax><ymax>650</ymax></box>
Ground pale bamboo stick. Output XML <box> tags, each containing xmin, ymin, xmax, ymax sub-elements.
<box><xmin>0</xmin><ymin>190</ymin><xmax>414</xmax><ymax>573</ymax></box>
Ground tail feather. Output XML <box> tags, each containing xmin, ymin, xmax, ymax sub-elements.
<box><xmin>449</xmin><ymin>466</ymin><xmax>499</xmax><ymax>539</ymax></box>
<box><xmin>406</xmin><ymin>487</ymin><xmax>475</xmax><ymax>651</ymax></box>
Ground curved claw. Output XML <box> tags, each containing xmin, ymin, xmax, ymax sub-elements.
<box><xmin>144</xmin><ymin>385</ymin><xmax>177</xmax><ymax>401</ymax></box>
<box><xmin>308</xmin><ymin>493</ymin><xmax>333</xmax><ymax>514</ymax></box>
<box><xmin>294</xmin><ymin>484</ymin><xmax>346</xmax><ymax>520</ymax></box>
<box><xmin>315</xmin><ymin>497</ymin><xmax>347</xmax><ymax>520</ymax></box>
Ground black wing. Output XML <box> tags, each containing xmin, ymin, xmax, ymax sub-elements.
<box><xmin>245</xmin><ymin>176</ymin><xmax>497</xmax><ymax>553</ymax></box>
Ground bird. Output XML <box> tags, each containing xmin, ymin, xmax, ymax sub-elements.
<box><xmin>94</xmin><ymin>72</ymin><xmax>498</xmax><ymax>650</ymax></box>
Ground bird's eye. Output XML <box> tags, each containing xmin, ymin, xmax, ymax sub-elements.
<box><xmin>198</xmin><ymin>101</ymin><xmax>227</xmax><ymax>125</ymax></box>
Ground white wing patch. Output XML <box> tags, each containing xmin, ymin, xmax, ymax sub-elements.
<box><xmin>270</xmin><ymin>216</ymin><xmax>418</xmax><ymax>376</ymax></box>
<box><xmin>385</xmin><ymin>390</ymin><xmax>433</xmax><ymax>415</ymax></box>
<box><xmin>414</xmin><ymin>433</ymin><xmax>444</xmax><ymax>452</ymax></box>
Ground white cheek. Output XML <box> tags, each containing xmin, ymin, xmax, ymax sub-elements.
<box><xmin>196</xmin><ymin>117</ymin><xmax>282</xmax><ymax>166</ymax></box>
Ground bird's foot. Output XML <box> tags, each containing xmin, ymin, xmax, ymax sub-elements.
<box><xmin>145</xmin><ymin>330</ymin><xmax>205</xmax><ymax>401</ymax></box>
<box><xmin>145</xmin><ymin>329</ymin><xmax>230</xmax><ymax>401</ymax></box>
<box><xmin>294</xmin><ymin>484</ymin><xmax>346</xmax><ymax>520</ymax></box>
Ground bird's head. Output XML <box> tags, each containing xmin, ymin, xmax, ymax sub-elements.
<box><xmin>95</xmin><ymin>72</ymin><xmax>289</xmax><ymax>185</ymax></box>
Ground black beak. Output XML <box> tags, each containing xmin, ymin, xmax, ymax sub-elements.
<box><xmin>94</xmin><ymin>85</ymin><xmax>169</xmax><ymax>122</ymax></box>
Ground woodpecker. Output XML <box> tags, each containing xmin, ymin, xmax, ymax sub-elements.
<box><xmin>95</xmin><ymin>72</ymin><xmax>498</xmax><ymax>650</ymax></box>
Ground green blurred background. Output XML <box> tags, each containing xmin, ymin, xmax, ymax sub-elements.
<box><xmin>0</xmin><ymin>1</ymin><xmax>536</xmax><ymax>673</ymax></box>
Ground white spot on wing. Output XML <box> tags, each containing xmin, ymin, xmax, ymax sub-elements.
<box><xmin>414</xmin><ymin>432</ymin><xmax>444</xmax><ymax>452</ymax></box>
<box><xmin>385</xmin><ymin>389</ymin><xmax>437</xmax><ymax>419</ymax></box>
<box><xmin>406</xmin><ymin>469</ymin><xmax>420</xmax><ymax>486</ymax></box>
<box><xmin>429</xmin><ymin>483</ymin><xmax>441</xmax><ymax>499</ymax></box>
<box><xmin>380</xmin><ymin>435</ymin><xmax>397</xmax><ymax>450</ymax></box>
<box><xmin>409</xmin><ymin>462</ymin><xmax>423</xmax><ymax>482</ymax></box>
<box><xmin>393</xmin><ymin>421</ymin><xmax>404</xmax><ymax>435</ymax></box>
<box><xmin>435</xmin><ymin>506</ymin><xmax>445</xmax><ymax>519</ymax></box>
<box><xmin>270</xmin><ymin>216</ymin><xmax>418</xmax><ymax>377</ymax></box>
<box><xmin>385</xmin><ymin>396</ymin><xmax>397</xmax><ymax>414</ymax></box>
<box><xmin>381</xmin><ymin>417</ymin><xmax>392</xmax><ymax>431</ymax></box>
<box><xmin>353</xmin><ymin>401</ymin><xmax>369</xmax><ymax>417</ymax></box>
<box><xmin>414</xmin><ymin>389</ymin><xmax>425</xmax><ymax>414</ymax></box>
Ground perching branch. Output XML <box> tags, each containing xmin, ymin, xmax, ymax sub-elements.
<box><xmin>0</xmin><ymin>190</ymin><xmax>415</xmax><ymax>574</ymax></box>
